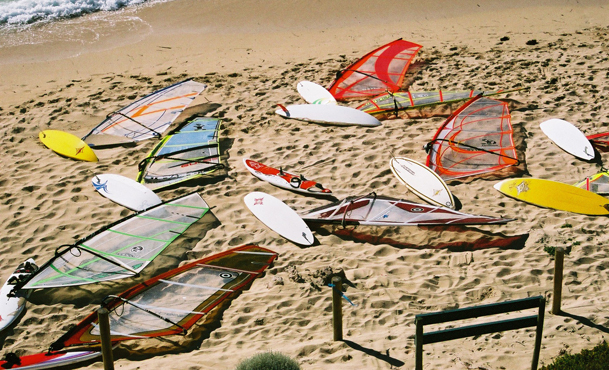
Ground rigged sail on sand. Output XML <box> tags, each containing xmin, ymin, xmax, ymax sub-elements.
<box><xmin>357</xmin><ymin>88</ymin><xmax>523</xmax><ymax>120</ymax></box>
<box><xmin>15</xmin><ymin>192</ymin><xmax>211</xmax><ymax>290</ymax></box>
<box><xmin>49</xmin><ymin>245</ymin><xmax>277</xmax><ymax>350</ymax></box>
<box><xmin>299</xmin><ymin>193</ymin><xmax>513</xmax><ymax>227</ymax></box>
<box><xmin>83</xmin><ymin>79</ymin><xmax>207</xmax><ymax>145</ymax></box>
<box><xmin>425</xmin><ymin>96</ymin><xmax>519</xmax><ymax>182</ymax></box>
<box><xmin>137</xmin><ymin>117</ymin><xmax>223</xmax><ymax>190</ymax></box>
<box><xmin>327</xmin><ymin>39</ymin><xmax>422</xmax><ymax>101</ymax></box>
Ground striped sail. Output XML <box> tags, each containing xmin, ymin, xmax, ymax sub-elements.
<box><xmin>137</xmin><ymin>117</ymin><xmax>222</xmax><ymax>190</ymax></box>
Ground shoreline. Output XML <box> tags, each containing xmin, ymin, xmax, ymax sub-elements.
<box><xmin>1</xmin><ymin>1</ymin><xmax>606</xmax><ymax>106</ymax></box>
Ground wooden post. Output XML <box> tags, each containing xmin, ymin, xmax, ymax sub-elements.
<box><xmin>332</xmin><ymin>276</ymin><xmax>343</xmax><ymax>341</ymax></box>
<box><xmin>98</xmin><ymin>307</ymin><xmax>115</xmax><ymax>370</ymax></box>
<box><xmin>415</xmin><ymin>317</ymin><xmax>423</xmax><ymax>370</ymax></box>
<box><xmin>552</xmin><ymin>247</ymin><xmax>565</xmax><ymax>315</ymax></box>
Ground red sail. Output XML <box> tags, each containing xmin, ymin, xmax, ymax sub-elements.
<box><xmin>426</xmin><ymin>96</ymin><xmax>519</xmax><ymax>182</ymax></box>
<box><xmin>327</xmin><ymin>39</ymin><xmax>422</xmax><ymax>101</ymax></box>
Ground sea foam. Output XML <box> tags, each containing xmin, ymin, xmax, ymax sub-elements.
<box><xmin>0</xmin><ymin>0</ymin><xmax>148</xmax><ymax>26</ymax></box>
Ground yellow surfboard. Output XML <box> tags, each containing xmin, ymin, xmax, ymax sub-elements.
<box><xmin>494</xmin><ymin>178</ymin><xmax>609</xmax><ymax>215</ymax></box>
<box><xmin>39</xmin><ymin>130</ymin><xmax>98</xmax><ymax>162</ymax></box>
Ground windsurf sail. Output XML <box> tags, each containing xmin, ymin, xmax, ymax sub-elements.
<box><xmin>137</xmin><ymin>117</ymin><xmax>223</xmax><ymax>190</ymax></box>
<box><xmin>357</xmin><ymin>88</ymin><xmax>523</xmax><ymax>120</ymax></box>
<box><xmin>299</xmin><ymin>192</ymin><xmax>513</xmax><ymax>227</ymax></box>
<box><xmin>82</xmin><ymin>79</ymin><xmax>207</xmax><ymax>144</ymax></box>
<box><xmin>15</xmin><ymin>192</ymin><xmax>211</xmax><ymax>290</ymax></box>
<box><xmin>574</xmin><ymin>170</ymin><xmax>609</xmax><ymax>194</ymax></box>
<box><xmin>50</xmin><ymin>244</ymin><xmax>277</xmax><ymax>350</ymax></box>
<box><xmin>327</xmin><ymin>39</ymin><xmax>422</xmax><ymax>101</ymax></box>
<box><xmin>587</xmin><ymin>132</ymin><xmax>609</xmax><ymax>152</ymax></box>
<box><xmin>425</xmin><ymin>96</ymin><xmax>519</xmax><ymax>182</ymax></box>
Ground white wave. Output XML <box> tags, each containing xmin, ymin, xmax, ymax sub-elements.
<box><xmin>0</xmin><ymin>0</ymin><xmax>147</xmax><ymax>25</ymax></box>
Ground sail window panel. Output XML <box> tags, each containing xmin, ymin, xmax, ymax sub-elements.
<box><xmin>91</xmin><ymin>266</ymin><xmax>250</xmax><ymax>337</ymax></box>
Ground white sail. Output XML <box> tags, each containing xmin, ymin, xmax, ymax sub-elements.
<box><xmin>83</xmin><ymin>79</ymin><xmax>207</xmax><ymax>144</ymax></box>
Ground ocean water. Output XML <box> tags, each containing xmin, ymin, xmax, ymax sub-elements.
<box><xmin>0</xmin><ymin>0</ymin><xmax>157</xmax><ymax>27</ymax></box>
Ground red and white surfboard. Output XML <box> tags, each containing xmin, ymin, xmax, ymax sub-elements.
<box><xmin>243</xmin><ymin>158</ymin><xmax>332</xmax><ymax>196</ymax></box>
<box><xmin>0</xmin><ymin>349</ymin><xmax>102</xmax><ymax>369</ymax></box>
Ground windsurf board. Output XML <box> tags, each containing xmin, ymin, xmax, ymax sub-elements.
<box><xmin>275</xmin><ymin>104</ymin><xmax>381</xmax><ymax>127</ymax></box>
<box><xmin>244</xmin><ymin>191</ymin><xmax>314</xmax><ymax>246</ymax></box>
<box><xmin>540</xmin><ymin>118</ymin><xmax>595</xmax><ymax>161</ymax></box>
<box><xmin>243</xmin><ymin>158</ymin><xmax>332</xmax><ymax>196</ymax></box>
<box><xmin>297</xmin><ymin>81</ymin><xmax>336</xmax><ymax>105</ymax></box>
<box><xmin>390</xmin><ymin>157</ymin><xmax>455</xmax><ymax>209</ymax></box>
<box><xmin>0</xmin><ymin>349</ymin><xmax>102</xmax><ymax>370</ymax></box>
<box><xmin>92</xmin><ymin>174</ymin><xmax>162</xmax><ymax>211</ymax></box>
<box><xmin>0</xmin><ymin>259</ymin><xmax>38</xmax><ymax>332</ymax></box>
<box><xmin>494</xmin><ymin>177</ymin><xmax>609</xmax><ymax>215</ymax></box>
<box><xmin>39</xmin><ymin>130</ymin><xmax>98</xmax><ymax>162</ymax></box>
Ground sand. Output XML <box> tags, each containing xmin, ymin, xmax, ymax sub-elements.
<box><xmin>1</xmin><ymin>0</ymin><xmax>609</xmax><ymax>369</ymax></box>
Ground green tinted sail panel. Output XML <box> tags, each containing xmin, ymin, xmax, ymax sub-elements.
<box><xmin>22</xmin><ymin>193</ymin><xmax>210</xmax><ymax>289</ymax></box>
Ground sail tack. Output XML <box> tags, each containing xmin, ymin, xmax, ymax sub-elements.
<box><xmin>327</xmin><ymin>39</ymin><xmax>422</xmax><ymax>101</ymax></box>
<box><xmin>50</xmin><ymin>245</ymin><xmax>277</xmax><ymax>350</ymax></box>
<box><xmin>18</xmin><ymin>193</ymin><xmax>211</xmax><ymax>290</ymax></box>
<box><xmin>425</xmin><ymin>96</ymin><xmax>519</xmax><ymax>182</ymax></box>
<box><xmin>137</xmin><ymin>117</ymin><xmax>223</xmax><ymax>190</ymax></box>
<box><xmin>83</xmin><ymin>79</ymin><xmax>207</xmax><ymax>144</ymax></box>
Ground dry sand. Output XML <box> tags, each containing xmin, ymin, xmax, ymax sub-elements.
<box><xmin>1</xmin><ymin>1</ymin><xmax>609</xmax><ymax>369</ymax></box>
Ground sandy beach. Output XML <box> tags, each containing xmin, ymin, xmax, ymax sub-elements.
<box><xmin>1</xmin><ymin>1</ymin><xmax>609</xmax><ymax>369</ymax></box>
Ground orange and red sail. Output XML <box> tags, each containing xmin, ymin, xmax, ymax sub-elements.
<box><xmin>327</xmin><ymin>39</ymin><xmax>422</xmax><ymax>101</ymax></box>
<box><xmin>425</xmin><ymin>96</ymin><xmax>519</xmax><ymax>182</ymax></box>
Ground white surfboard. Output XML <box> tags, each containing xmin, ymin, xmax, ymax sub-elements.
<box><xmin>92</xmin><ymin>174</ymin><xmax>162</xmax><ymax>211</ymax></box>
<box><xmin>275</xmin><ymin>104</ymin><xmax>381</xmax><ymax>127</ymax></box>
<box><xmin>390</xmin><ymin>157</ymin><xmax>455</xmax><ymax>209</ymax></box>
<box><xmin>540</xmin><ymin>118</ymin><xmax>595</xmax><ymax>160</ymax></box>
<box><xmin>244</xmin><ymin>191</ymin><xmax>314</xmax><ymax>246</ymax></box>
<box><xmin>297</xmin><ymin>81</ymin><xmax>336</xmax><ymax>105</ymax></box>
<box><xmin>0</xmin><ymin>259</ymin><xmax>38</xmax><ymax>332</ymax></box>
